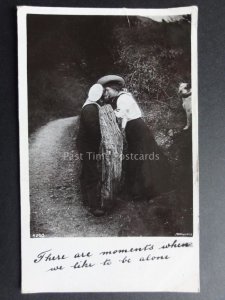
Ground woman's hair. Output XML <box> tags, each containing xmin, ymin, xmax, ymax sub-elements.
<box><xmin>104</xmin><ymin>81</ymin><xmax>124</xmax><ymax>91</ymax></box>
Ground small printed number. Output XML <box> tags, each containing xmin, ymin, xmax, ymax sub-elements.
<box><xmin>32</xmin><ymin>233</ymin><xmax>45</xmax><ymax>238</ymax></box>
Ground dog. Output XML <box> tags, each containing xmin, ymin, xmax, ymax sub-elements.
<box><xmin>178</xmin><ymin>83</ymin><xmax>192</xmax><ymax>130</ymax></box>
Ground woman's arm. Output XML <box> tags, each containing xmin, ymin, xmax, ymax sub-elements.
<box><xmin>114</xmin><ymin>94</ymin><xmax>131</xmax><ymax>129</ymax></box>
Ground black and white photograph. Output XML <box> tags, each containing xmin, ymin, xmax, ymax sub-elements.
<box><xmin>18</xmin><ymin>6</ymin><xmax>199</xmax><ymax>293</ymax></box>
<box><xmin>27</xmin><ymin>10</ymin><xmax>194</xmax><ymax>238</ymax></box>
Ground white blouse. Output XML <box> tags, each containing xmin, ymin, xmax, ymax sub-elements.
<box><xmin>114</xmin><ymin>92</ymin><xmax>142</xmax><ymax>129</ymax></box>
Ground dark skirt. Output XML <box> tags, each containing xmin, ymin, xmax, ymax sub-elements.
<box><xmin>124</xmin><ymin>118</ymin><xmax>171</xmax><ymax>200</ymax></box>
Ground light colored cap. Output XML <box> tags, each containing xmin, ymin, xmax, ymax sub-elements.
<box><xmin>97</xmin><ymin>75</ymin><xmax>125</xmax><ymax>87</ymax></box>
<box><xmin>88</xmin><ymin>83</ymin><xmax>104</xmax><ymax>102</ymax></box>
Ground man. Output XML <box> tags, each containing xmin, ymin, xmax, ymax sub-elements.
<box><xmin>76</xmin><ymin>84</ymin><xmax>105</xmax><ymax>217</ymax></box>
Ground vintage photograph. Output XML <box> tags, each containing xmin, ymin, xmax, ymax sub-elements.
<box><xmin>27</xmin><ymin>11</ymin><xmax>194</xmax><ymax>238</ymax></box>
<box><xmin>18</xmin><ymin>6</ymin><xmax>199</xmax><ymax>293</ymax></box>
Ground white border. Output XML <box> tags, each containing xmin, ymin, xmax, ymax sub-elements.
<box><xmin>18</xmin><ymin>6</ymin><xmax>199</xmax><ymax>293</ymax></box>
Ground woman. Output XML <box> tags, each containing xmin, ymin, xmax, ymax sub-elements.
<box><xmin>97</xmin><ymin>75</ymin><xmax>171</xmax><ymax>201</ymax></box>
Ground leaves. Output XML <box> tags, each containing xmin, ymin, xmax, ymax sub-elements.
<box><xmin>113</xmin><ymin>18</ymin><xmax>191</xmax><ymax>104</ymax></box>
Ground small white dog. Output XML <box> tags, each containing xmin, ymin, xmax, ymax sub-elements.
<box><xmin>178</xmin><ymin>83</ymin><xmax>192</xmax><ymax>130</ymax></box>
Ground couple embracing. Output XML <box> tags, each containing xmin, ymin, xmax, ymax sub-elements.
<box><xmin>76</xmin><ymin>75</ymin><xmax>171</xmax><ymax>217</ymax></box>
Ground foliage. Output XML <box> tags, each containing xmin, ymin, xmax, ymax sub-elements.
<box><xmin>27</xmin><ymin>15</ymin><xmax>191</xmax><ymax>136</ymax></box>
<box><xmin>113</xmin><ymin>17</ymin><xmax>191</xmax><ymax>106</ymax></box>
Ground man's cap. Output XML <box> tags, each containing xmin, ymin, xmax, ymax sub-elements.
<box><xmin>88</xmin><ymin>83</ymin><xmax>103</xmax><ymax>101</ymax></box>
<box><xmin>97</xmin><ymin>75</ymin><xmax>125</xmax><ymax>87</ymax></box>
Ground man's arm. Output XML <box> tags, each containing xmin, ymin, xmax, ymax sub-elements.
<box><xmin>82</xmin><ymin>104</ymin><xmax>101</xmax><ymax>138</ymax></box>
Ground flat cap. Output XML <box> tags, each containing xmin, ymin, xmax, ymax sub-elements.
<box><xmin>97</xmin><ymin>75</ymin><xmax>125</xmax><ymax>87</ymax></box>
<box><xmin>88</xmin><ymin>83</ymin><xmax>103</xmax><ymax>101</ymax></box>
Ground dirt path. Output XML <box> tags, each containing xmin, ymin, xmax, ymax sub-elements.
<box><xmin>30</xmin><ymin>117</ymin><xmax>124</xmax><ymax>237</ymax></box>
<box><xmin>29</xmin><ymin>117</ymin><xmax>191</xmax><ymax>238</ymax></box>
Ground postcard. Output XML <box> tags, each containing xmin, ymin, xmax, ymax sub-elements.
<box><xmin>18</xmin><ymin>6</ymin><xmax>199</xmax><ymax>293</ymax></box>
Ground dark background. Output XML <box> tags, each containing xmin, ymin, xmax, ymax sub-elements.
<box><xmin>28</xmin><ymin>13</ymin><xmax>193</xmax><ymax>237</ymax></box>
<box><xmin>27</xmin><ymin>14</ymin><xmax>191</xmax><ymax>134</ymax></box>
<box><xmin>0</xmin><ymin>0</ymin><xmax>225</xmax><ymax>299</ymax></box>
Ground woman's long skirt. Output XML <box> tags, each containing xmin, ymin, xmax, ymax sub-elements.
<box><xmin>125</xmin><ymin>118</ymin><xmax>171</xmax><ymax>201</ymax></box>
